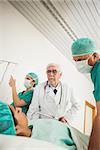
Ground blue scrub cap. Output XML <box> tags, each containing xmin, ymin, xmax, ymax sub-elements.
<box><xmin>0</xmin><ymin>101</ymin><xmax>16</xmax><ymax>135</ymax></box>
<box><xmin>27</xmin><ymin>72</ymin><xmax>38</xmax><ymax>85</ymax></box>
<box><xmin>71</xmin><ymin>38</ymin><xmax>97</xmax><ymax>56</ymax></box>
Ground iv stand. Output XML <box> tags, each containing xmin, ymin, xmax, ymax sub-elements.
<box><xmin>0</xmin><ymin>60</ymin><xmax>18</xmax><ymax>84</ymax></box>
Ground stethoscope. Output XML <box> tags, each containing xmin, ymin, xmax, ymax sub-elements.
<box><xmin>44</xmin><ymin>81</ymin><xmax>62</xmax><ymax>105</ymax></box>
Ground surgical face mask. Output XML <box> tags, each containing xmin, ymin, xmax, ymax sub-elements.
<box><xmin>75</xmin><ymin>59</ymin><xmax>93</xmax><ymax>73</ymax></box>
<box><xmin>24</xmin><ymin>79</ymin><xmax>32</xmax><ymax>89</ymax></box>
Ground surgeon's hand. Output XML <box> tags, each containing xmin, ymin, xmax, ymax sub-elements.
<box><xmin>9</xmin><ymin>75</ymin><xmax>16</xmax><ymax>87</ymax></box>
<box><xmin>58</xmin><ymin>117</ymin><xmax>67</xmax><ymax>123</ymax></box>
<box><xmin>15</xmin><ymin>125</ymin><xmax>32</xmax><ymax>137</ymax></box>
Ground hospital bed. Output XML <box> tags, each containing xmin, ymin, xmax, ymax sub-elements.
<box><xmin>0</xmin><ymin>123</ymin><xmax>89</xmax><ymax>150</ymax></box>
<box><xmin>0</xmin><ymin>101</ymin><xmax>95</xmax><ymax>150</ymax></box>
<box><xmin>0</xmin><ymin>135</ymin><xmax>66</xmax><ymax>150</ymax></box>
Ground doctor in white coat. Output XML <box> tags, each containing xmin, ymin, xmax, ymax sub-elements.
<box><xmin>27</xmin><ymin>63</ymin><xmax>80</xmax><ymax>124</ymax></box>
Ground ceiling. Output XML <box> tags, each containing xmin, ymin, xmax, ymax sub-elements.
<box><xmin>8</xmin><ymin>0</ymin><xmax>100</xmax><ymax>60</ymax></box>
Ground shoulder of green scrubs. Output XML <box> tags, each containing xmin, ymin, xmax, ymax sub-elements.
<box><xmin>11</xmin><ymin>90</ymin><xmax>33</xmax><ymax>114</ymax></box>
<box><xmin>29</xmin><ymin>119</ymin><xmax>76</xmax><ymax>149</ymax></box>
<box><xmin>0</xmin><ymin>101</ymin><xmax>16</xmax><ymax>135</ymax></box>
<box><xmin>91</xmin><ymin>60</ymin><xmax>100</xmax><ymax>102</ymax></box>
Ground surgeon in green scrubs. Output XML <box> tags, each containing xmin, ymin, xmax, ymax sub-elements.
<box><xmin>71</xmin><ymin>38</ymin><xmax>100</xmax><ymax>150</ymax></box>
<box><xmin>10</xmin><ymin>72</ymin><xmax>38</xmax><ymax>114</ymax></box>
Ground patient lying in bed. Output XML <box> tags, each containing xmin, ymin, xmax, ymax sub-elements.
<box><xmin>0</xmin><ymin>101</ymin><xmax>88</xmax><ymax>150</ymax></box>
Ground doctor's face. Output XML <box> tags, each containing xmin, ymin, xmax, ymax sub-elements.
<box><xmin>46</xmin><ymin>66</ymin><xmax>62</xmax><ymax>86</ymax></box>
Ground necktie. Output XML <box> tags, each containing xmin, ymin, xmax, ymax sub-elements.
<box><xmin>53</xmin><ymin>89</ymin><xmax>57</xmax><ymax>95</ymax></box>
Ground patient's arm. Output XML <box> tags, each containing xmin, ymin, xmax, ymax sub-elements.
<box><xmin>15</xmin><ymin>125</ymin><xmax>32</xmax><ymax>137</ymax></box>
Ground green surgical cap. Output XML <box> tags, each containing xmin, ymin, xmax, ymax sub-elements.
<box><xmin>27</xmin><ymin>72</ymin><xmax>38</xmax><ymax>85</ymax></box>
<box><xmin>71</xmin><ymin>38</ymin><xmax>97</xmax><ymax>56</ymax></box>
<box><xmin>0</xmin><ymin>101</ymin><xmax>16</xmax><ymax>135</ymax></box>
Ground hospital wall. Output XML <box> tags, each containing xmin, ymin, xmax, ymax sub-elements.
<box><xmin>0</xmin><ymin>2</ymin><xmax>95</xmax><ymax>134</ymax></box>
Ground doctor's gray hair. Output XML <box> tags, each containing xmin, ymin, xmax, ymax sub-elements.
<box><xmin>46</xmin><ymin>63</ymin><xmax>62</xmax><ymax>73</ymax></box>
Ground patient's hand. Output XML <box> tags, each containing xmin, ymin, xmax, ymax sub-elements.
<box><xmin>15</xmin><ymin>125</ymin><xmax>32</xmax><ymax>137</ymax></box>
<box><xmin>58</xmin><ymin>117</ymin><xmax>67</xmax><ymax>123</ymax></box>
<box><xmin>9</xmin><ymin>105</ymin><xmax>15</xmax><ymax>114</ymax></box>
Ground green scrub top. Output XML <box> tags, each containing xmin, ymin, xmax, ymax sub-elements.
<box><xmin>11</xmin><ymin>90</ymin><xmax>33</xmax><ymax>114</ymax></box>
<box><xmin>0</xmin><ymin>101</ymin><xmax>16</xmax><ymax>135</ymax></box>
<box><xmin>91</xmin><ymin>60</ymin><xmax>100</xmax><ymax>102</ymax></box>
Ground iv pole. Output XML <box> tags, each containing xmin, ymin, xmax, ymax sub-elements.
<box><xmin>0</xmin><ymin>60</ymin><xmax>18</xmax><ymax>84</ymax></box>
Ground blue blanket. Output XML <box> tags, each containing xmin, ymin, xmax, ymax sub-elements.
<box><xmin>29</xmin><ymin>119</ymin><xmax>76</xmax><ymax>149</ymax></box>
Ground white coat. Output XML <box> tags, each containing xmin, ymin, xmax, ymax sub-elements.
<box><xmin>27</xmin><ymin>81</ymin><xmax>80</xmax><ymax>123</ymax></box>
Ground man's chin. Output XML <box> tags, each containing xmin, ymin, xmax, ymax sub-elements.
<box><xmin>49</xmin><ymin>81</ymin><xmax>56</xmax><ymax>87</ymax></box>
<box><xmin>49</xmin><ymin>80</ymin><xmax>55</xmax><ymax>84</ymax></box>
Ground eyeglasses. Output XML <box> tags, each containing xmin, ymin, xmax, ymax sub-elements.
<box><xmin>47</xmin><ymin>70</ymin><xmax>59</xmax><ymax>75</ymax></box>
